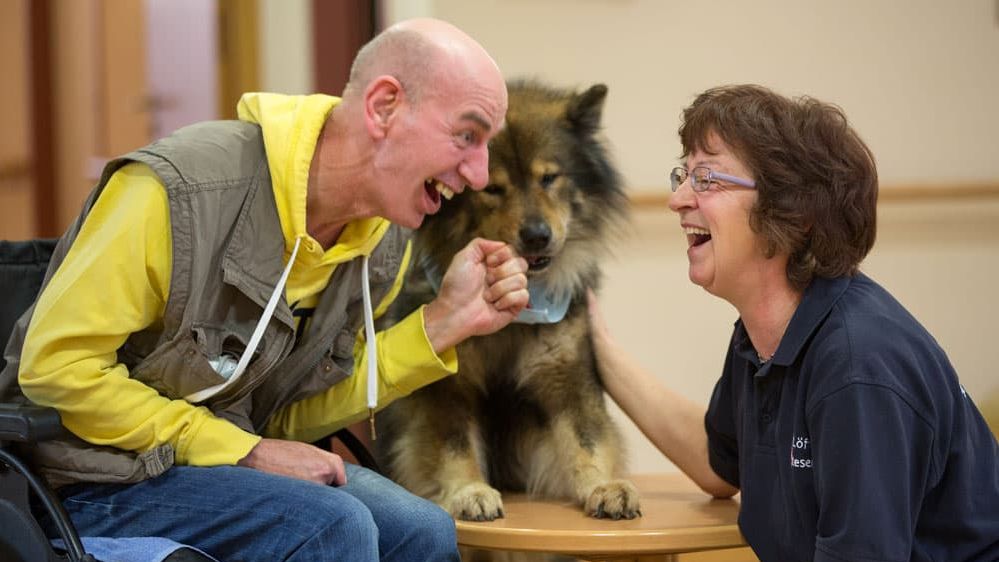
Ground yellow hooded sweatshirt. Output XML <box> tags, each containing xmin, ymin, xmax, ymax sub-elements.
<box><xmin>19</xmin><ymin>93</ymin><xmax>457</xmax><ymax>468</ymax></box>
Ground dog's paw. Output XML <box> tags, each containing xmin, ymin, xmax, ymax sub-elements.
<box><xmin>584</xmin><ymin>479</ymin><xmax>641</xmax><ymax>520</ymax></box>
<box><xmin>441</xmin><ymin>482</ymin><xmax>505</xmax><ymax>521</ymax></box>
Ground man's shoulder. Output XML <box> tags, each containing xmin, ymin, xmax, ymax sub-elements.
<box><xmin>170</xmin><ymin>119</ymin><xmax>260</xmax><ymax>140</ymax></box>
<box><xmin>134</xmin><ymin>121</ymin><xmax>266</xmax><ymax>186</ymax></box>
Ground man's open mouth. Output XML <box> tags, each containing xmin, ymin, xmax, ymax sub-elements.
<box><xmin>425</xmin><ymin>178</ymin><xmax>455</xmax><ymax>203</ymax></box>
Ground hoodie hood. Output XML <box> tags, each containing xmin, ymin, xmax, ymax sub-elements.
<box><xmin>237</xmin><ymin>92</ymin><xmax>390</xmax><ymax>300</ymax></box>
<box><xmin>237</xmin><ymin>92</ymin><xmax>335</xmax><ymax>247</ymax></box>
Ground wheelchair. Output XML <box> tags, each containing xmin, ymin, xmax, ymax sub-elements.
<box><xmin>0</xmin><ymin>238</ymin><xmax>378</xmax><ymax>562</ymax></box>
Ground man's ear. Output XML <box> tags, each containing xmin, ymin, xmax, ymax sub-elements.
<box><xmin>364</xmin><ymin>75</ymin><xmax>404</xmax><ymax>139</ymax></box>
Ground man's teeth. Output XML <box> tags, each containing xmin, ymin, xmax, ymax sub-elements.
<box><xmin>429</xmin><ymin>179</ymin><xmax>454</xmax><ymax>200</ymax></box>
<box><xmin>684</xmin><ymin>226</ymin><xmax>710</xmax><ymax>236</ymax></box>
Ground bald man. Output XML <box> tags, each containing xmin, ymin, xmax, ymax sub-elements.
<box><xmin>3</xmin><ymin>18</ymin><xmax>524</xmax><ymax>562</ymax></box>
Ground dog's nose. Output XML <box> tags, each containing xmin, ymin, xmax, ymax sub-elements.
<box><xmin>519</xmin><ymin>221</ymin><xmax>552</xmax><ymax>253</ymax></box>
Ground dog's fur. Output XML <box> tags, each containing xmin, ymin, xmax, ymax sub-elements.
<box><xmin>378</xmin><ymin>81</ymin><xmax>638</xmax><ymax>523</ymax></box>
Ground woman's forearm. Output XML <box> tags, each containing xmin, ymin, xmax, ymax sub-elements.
<box><xmin>592</xmin><ymin>332</ymin><xmax>737</xmax><ymax>498</ymax></box>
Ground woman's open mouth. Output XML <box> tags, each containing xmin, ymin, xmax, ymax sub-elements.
<box><xmin>684</xmin><ymin>226</ymin><xmax>711</xmax><ymax>247</ymax></box>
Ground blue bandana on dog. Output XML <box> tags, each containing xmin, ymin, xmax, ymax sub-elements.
<box><xmin>515</xmin><ymin>282</ymin><xmax>571</xmax><ymax>324</ymax></box>
<box><xmin>422</xmin><ymin>259</ymin><xmax>570</xmax><ymax>325</ymax></box>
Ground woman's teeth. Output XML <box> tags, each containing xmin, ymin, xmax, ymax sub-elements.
<box><xmin>684</xmin><ymin>225</ymin><xmax>712</xmax><ymax>247</ymax></box>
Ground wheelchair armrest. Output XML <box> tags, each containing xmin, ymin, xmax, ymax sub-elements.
<box><xmin>0</xmin><ymin>403</ymin><xmax>65</xmax><ymax>442</ymax></box>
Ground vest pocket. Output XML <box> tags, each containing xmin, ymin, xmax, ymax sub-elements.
<box><xmin>325</xmin><ymin>328</ymin><xmax>356</xmax><ymax>381</ymax></box>
<box><xmin>332</xmin><ymin>329</ymin><xmax>355</xmax><ymax>358</ymax></box>
<box><xmin>32</xmin><ymin>438</ymin><xmax>176</xmax><ymax>489</ymax></box>
<box><xmin>129</xmin><ymin>326</ymin><xmax>233</xmax><ymax>398</ymax></box>
<box><xmin>286</xmin><ymin>330</ymin><xmax>354</xmax><ymax>400</ymax></box>
<box><xmin>305</xmin><ymin>331</ymin><xmax>355</xmax><ymax>393</ymax></box>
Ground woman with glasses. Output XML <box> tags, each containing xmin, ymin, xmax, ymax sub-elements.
<box><xmin>588</xmin><ymin>84</ymin><xmax>998</xmax><ymax>562</ymax></box>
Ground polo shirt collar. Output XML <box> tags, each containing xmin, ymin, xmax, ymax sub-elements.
<box><xmin>733</xmin><ymin>274</ymin><xmax>856</xmax><ymax>371</ymax></box>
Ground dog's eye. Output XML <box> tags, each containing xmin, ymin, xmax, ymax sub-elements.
<box><xmin>539</xmin><ymin>173</ymin><xmax>560</xmax><ymax>188</ymax></box>
<box><xmin>484</xmin><ymin>184</ymin><xmax>505</xmax><ymax>196</ymax></box>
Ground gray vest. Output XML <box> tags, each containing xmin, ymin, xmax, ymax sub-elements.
<box><xmin>1</xmin><ymin>121</ymin><xmax>408</xmax><ymax>487</ymax></box>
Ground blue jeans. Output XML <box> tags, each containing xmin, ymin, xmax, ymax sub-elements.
<box><xmin>48</xmin><ymin>464</ymin><xmax>459</xmax><ymax>562</ymax></box>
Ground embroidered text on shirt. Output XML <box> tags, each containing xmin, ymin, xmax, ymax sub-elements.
<box><xmin>790</xmin><ymin>435</ymin><xmax>813</xmax><ymax>469</ymax></box>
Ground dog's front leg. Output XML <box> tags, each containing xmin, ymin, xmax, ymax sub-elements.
<box><xmin>435</xmin><ymin>431</ymin><xmax>505</xmax><ymax>521</ymax></box>
<box><xmin>387</xmin><ymin>378</ymin><xmax>505</xmax><ymax>521</ymax></box>
<box><xmin>527</xmin><ymin>409</ymin><xmax>641</xmax><ymax>520</ymax></box>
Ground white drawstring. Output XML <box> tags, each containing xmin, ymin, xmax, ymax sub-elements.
<box><xmin>185</xmin><ymin>238</ymin><xmax>379</xmax><ymax>439</ymax></box>
<box><xmin>185</xmin><ymin>237</ymin><xmax>303</xmax><ymax>404</ymax></box>
<box><xmin>361</xmin><ymin>255</ymin><xmax>378</xmax><ymax>438</ymax></box>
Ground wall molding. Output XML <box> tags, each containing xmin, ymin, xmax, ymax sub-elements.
<box><xmin>628</xmin><ymin>182</ymin><xmax>999</xmax><ymax>209</ymax></box>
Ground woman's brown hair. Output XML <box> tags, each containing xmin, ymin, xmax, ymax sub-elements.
<box><xmin>679</xmin><ymin>84</ymin><xmax>878</xmax><ymax>290</ymax></box>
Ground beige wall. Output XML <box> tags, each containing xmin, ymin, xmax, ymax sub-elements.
<box><xmin>259</xmin><ymin>0</ymin><xmax>314</xmax><ymax>94</ymax></box>
<box><xmin>406</xmin><ymin>0</ymin><xmax>999</xmax><ymax>191</ymax></box>
<box><xmin>369</xmin><ymin>1</ymin><xmax>999</xmax><ymax>473</ymax></box>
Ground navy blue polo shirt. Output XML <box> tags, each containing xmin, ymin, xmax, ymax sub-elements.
<box><xmin>705</xmin><ymin>273</ymin><xmax>999</xmax><ymax>562</ymax></box>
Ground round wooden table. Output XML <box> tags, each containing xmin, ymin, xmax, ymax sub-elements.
<box><xmin>455</xmin><ymin>473</ymin><xmax>749</xmax><ymax>561</ymax></box>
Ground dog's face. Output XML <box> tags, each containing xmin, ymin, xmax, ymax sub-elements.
<box><xmin>417</xmin><ymin>81</ymin><xmax>628</xmax><ymax>295</ymax></box>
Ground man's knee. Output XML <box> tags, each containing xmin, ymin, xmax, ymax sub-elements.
<box><xmin>311</xmin><ymin>493</ymin><xmax>379</xmax><ymax>540</ymax></box>
<box><xmin>290</xmin><ymin>495</ymin><xmax>379</xmax><ymax>561</ymax></box>
<box><xmin>417</xmin><ymin>500</ymin><xmax>456</xmax><ymax>536</ymax></box>
<box><xmin>400</xmin><ymin>500</ymin><xmax>459</xmax><ymax>560</ymax></box>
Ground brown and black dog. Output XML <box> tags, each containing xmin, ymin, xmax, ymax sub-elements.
<box><xmin>378</xmin><ymin>80</ymin><xmax>638</xmax><ymax>525</ymax></box>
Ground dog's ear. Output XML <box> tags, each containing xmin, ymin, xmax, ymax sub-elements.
<box><xmin>565</xmin><ymin>84</ymin><xmax>608</xmax><ymax>136</ymax></box>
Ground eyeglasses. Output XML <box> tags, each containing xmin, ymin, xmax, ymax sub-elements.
<box><xmin>669</xmin><ymin>166</ymin><xmax>756</xmax><ymax>193</ymax></box>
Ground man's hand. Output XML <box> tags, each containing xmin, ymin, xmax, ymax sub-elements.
<box><xmin>424</xmin><ymin>238</ymin><xmax>529</xmax><ymax>353</ymax></box>
<box><xmin>238</xmin><ymin>438</ymin><xmax>347</xmax><ymax>486</ymax></box>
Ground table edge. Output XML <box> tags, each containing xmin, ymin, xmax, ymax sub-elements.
<box><xmin>456</xmin><ymin>521</ymin><xmax>746</xmax><ymax>555</ymax></box>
